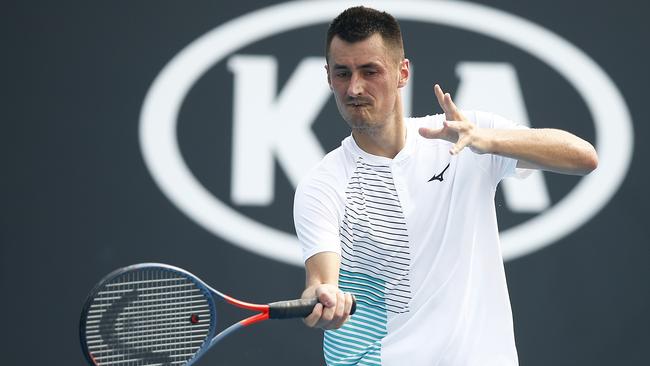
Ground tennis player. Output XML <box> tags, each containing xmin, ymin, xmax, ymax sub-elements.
<box><xmin>294</xmin><ymin>6</ymin><xmax>598</xmax><ymax>366</ymax></box>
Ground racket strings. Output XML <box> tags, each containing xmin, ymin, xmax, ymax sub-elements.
<box><xmin>84</xmin><ymin>268</ymin><xmax>212</xmax><ymax>365</ymax></box>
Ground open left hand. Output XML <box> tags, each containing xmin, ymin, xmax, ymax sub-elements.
<box><xmin>418</xmin><ymin>84</ymin><xmax>488</xmax><ymax>155</ymax></box>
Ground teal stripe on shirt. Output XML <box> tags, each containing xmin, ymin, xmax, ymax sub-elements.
<box><xmin>324</xmin><ymin>269</ymin><xmax>387</xmax><ymax>366</ymax></box>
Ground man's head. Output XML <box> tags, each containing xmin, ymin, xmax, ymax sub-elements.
<box><xmin>325</xmin><ymin>6</ymin><xmax>404</xmax><ymax>66</ymax></box>
<box><xmin>325</xmin><ymin>6</ymin><xmax>409</xmax><ymax>133</ymax></box>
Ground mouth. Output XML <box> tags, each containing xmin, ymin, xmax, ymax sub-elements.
<box><xmin>345</xmin><ymin>97</ymin><xmax>371</xmax><ymax>108</ymax></box>
<box><xmin>347</xmin><ymin>101</ymin><xmax>369</xmax><ymax>108</ymax></box>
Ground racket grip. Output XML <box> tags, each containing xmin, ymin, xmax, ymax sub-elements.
<box><xmin>268</xmin><ymin>295</ymin><xmax>357</xmax><ymax>319</ymax></box>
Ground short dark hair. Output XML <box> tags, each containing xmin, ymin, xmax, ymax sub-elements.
<box><xmin>326</xmin><ymin>6</ymin><xmax>404</xmax><ymax>63</ymax></box>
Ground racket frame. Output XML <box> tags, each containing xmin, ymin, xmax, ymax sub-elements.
<box><xmin>79</xmin><ymin>263</ymin><xmax>303</xmax><ymax>366</ymax></box>
<box><xmin>81</xmin><ymin>263</ymin><xmax>219</xmax><ymax>365</ymax></box>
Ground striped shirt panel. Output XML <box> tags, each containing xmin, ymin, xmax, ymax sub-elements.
<box><xmin>325</xmin><ymin>158</ymin><xmax>413</xmax><ymax>365</ymax></box>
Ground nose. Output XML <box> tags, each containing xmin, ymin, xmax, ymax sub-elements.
<box><xmin>347</xmin><ymin>73</ymin><xmax>364</xmax><ymax>97</ymax></box>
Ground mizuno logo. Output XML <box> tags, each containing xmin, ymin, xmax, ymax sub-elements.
<box><xmin>428</xmin><ymin>163</ymin><xmax>450</xmax><ymax>182</ymax></box>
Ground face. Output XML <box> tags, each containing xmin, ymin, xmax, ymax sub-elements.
<box><xmin>326</xmin><ymin>33</ymin><xmax>409</xmax><ymax>132</ymax></box>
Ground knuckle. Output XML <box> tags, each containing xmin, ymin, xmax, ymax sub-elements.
<box><xmin>321</xmin><ymin>311</ymin><xmax>334</xmax><ymax>322</ymax></box>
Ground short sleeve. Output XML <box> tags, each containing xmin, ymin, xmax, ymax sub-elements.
<box><xmin>469</xmin><ymin>111</ymin><xmax>533</xmax><ymax>184</ymax></box>
<box><xmin>293</xmin><ymin>175</ymin><xmax>342</xmax><ymax>262</ymax></box>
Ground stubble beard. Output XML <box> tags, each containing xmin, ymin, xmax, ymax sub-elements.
<box><xmin>339</xmin><ymin>96</ymin><xmax>382</xmax><ymax>135</ymax></box>
<box><xmin>344</xmin><ymin>109</ymin><xmax>384</xmax><ymax>136</ymax></box>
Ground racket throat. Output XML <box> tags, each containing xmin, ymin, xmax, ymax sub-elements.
<box><xmin>209</xmin><ymin>310</ymin><xmax>269</xmax><ymax>348</ymax></box>
<box><xmin>240</xmin><ymin>311</ymin><xmax>270</xmax><ymax>326</ymax></box>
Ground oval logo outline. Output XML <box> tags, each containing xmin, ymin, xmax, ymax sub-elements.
<box><xmin>139</xmin><ymin>0</ymin><xmax>633</xmax><ymax>265</ymax></box>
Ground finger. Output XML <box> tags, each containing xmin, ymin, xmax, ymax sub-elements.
<box><xmin>340</xmin><ymin>293</ymin><xmax>354</xmax><ymax>325</ymax></box>
<box><xmin>318</xmin><ymin>297</ymin><xmax>336</xmax><ymax>328</ymax></box>
<box><xmin>323</xmin><ymin>291</ymin><xmax>345</xmax><ymax>329</ymax></box>
<box><xmin>435</xmin><ymin>84</ymin><xmax>454</xmax><ymax>117</ymax></box>
<box><xmin>434</xmin><ymin>84</ymin><xmax>451</xmax><ymax>116</ymax></box>
<box><xmin>434</xmin><ymin>84</ymin><xmax>445</xmax><ymax>109</ymax></box>
<box><xmin>343</xmin><ymin>293</ymin><xmax>354</xmax><ymax>317</ymax></box>
<box><xmin>443</xmin><ymin>120</ymin><xmax>461</xmax><ymax>132</ymax></box>
<box><xmin>441</xmin><ymin>93</ymin><xmax>458</xmax><ymax>120</ymax></box>
<box><xmin>443</xmin><ymin>92</ymin><xmax>461</xmax><ymax>116</ymax></box>
<box><xmin>450</xmin><ymin>135</ymin><xmax>471</xmax><ymax>155</ymax></box>
<box><xmin>334</xmin><ymin>291</ymin><xmax>345</xmax><ymax>318</ymax></box>
<box><xmin>328</xmin><ymin>291</ymin><xmax>347</xmax><ymax>329</ymax></box>
<box><xmin>418</xmin><ymin>126</ymin><xmax>445</xmax><ymax>139</ymax></box>
<box><xmin>303</xmin><ymin>303</ymin><xmax>323</xmax><ymax>328</ymax></box>
<box><xmin>317</xmin><ymin>288</ymin><xmax>336</xmax><ymax>308</ymax></box>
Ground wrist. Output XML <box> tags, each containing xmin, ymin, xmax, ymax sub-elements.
<box><xmin>471</xmin><ymin>127</ymin><xmax>495</xmax><ymax>154</ymax></box>
<box><xmin>302</xmin><ymin>283</ymin><xmax>338</xmax><ymax>299</ymax></box>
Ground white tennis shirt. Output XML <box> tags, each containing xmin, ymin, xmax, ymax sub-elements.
<box><xmin>294</xmin><ymin>112</ymin><xmax>529</xmax><ymax>366</ymax></box>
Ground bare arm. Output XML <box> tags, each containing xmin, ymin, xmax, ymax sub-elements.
<box><xmin>474</xmin><ymin>127</ymin><xmax>598</xmax><ymax>175</ymax></box>
<box><xmin>418</xmin><ymin>84</ymin><xmax>598</xmax><ymax>176</ymax></box>
<box><xmin>302</xmin><ymin>252</ymin><xmax>354</xmax><ymax>330</ymax></box>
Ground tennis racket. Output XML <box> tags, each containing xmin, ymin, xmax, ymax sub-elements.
<box><xmin>79</xmin><ymin>263</ymin><xmax>356</xmax><ymax>366</ymax></box>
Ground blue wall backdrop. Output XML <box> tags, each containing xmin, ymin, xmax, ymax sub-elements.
<box><xmin>2</xmin><ymin>0</ymin><xmax>648</xmax><ymax>364</ymax></box>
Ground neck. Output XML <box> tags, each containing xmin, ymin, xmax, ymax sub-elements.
<box><xmin>352</xmin><ymin>106</ymin><xmax>406</xmax><ymax>159</ymax></box>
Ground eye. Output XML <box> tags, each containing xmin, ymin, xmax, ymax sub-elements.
<box><xmin>364</xmin><ymin>70</ymin><xmax>378</xmax><ymax>76</ymax></box>
<box><xmin>335</xmin><ymin>71</ymin><xmax>350</xmax><ymax>78</ymax></box>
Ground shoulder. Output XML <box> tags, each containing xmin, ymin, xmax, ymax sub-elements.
<box><xmin>295</xmin><ymin>145</ymin><xmax>350</xmax><ymax>199</ymax></box>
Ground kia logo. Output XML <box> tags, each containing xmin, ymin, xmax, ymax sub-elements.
<box><xmin>140</xmin><ymin>0</ymin><xmax>633</xmax><ymax>265</ymax></box>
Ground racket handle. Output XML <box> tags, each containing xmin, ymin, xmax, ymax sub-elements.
<box><xmin>268</xmin><ymin>295</ymin><xmax>357</xmax><ymax>319</ymax></box>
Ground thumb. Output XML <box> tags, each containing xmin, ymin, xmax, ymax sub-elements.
<box><xmin>419</xmin><ymin>126</ymin><xmax>444</xmax><ymax>139</ymax></box>
<box><xmin>315</xmin><ymin>287</ymin><xmax>337</xmax><ymax>308</ymax></box>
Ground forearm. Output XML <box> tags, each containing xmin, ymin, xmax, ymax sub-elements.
<box><xmin>303</xmin><ymin>251</ymin><xmax>341</xmax><ymax>296</ymax></box>
<box><xmin>302</xmin><ymin>251</ymin><xmax>354</xmax><ymax>329</ymax></box>
<box><xmin>477</xmin><ymin>128</ymin><xmax>598</xmax><ymax>175</ymax></box>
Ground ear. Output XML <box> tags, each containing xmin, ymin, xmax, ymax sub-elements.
<box><xmin>398</xmin><ymin>58</ymin><xmax>410</xmax><ymax>88</ymax></box>
<box><xmin>325</xmin><ymin>64</ymin><xmax>333</xmax><ymax>90</ymax></box>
